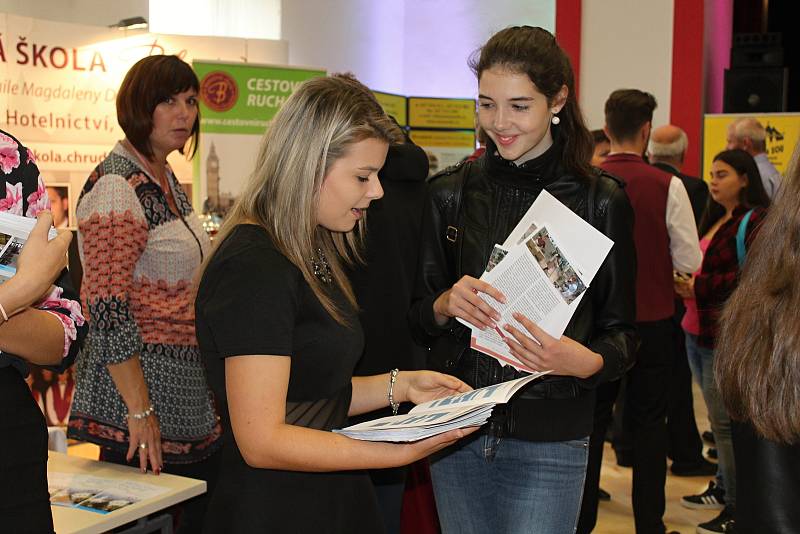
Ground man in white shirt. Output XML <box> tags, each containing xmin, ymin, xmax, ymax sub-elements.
<box><xmin>598</xmin><ymin>89</ymin><xmax>701</xmax><ymax>534</ymax></box>
<box><xmin>726</xmin><ymin>117</ymin><xmax>782</xmax><ymax>198</ymax></box>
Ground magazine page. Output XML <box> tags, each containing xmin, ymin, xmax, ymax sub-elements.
<box><xmin>0</xmin><ymin>212</ymin><xmax>59</xmax><ymax>283</ymax></box>
<box><xmin>334</xmin><ymin>373</ymin><xmax>549</xmax><ymax>442</ymax></box>
<box><xmin>410</xmin><ymin>372</ymin><xmax>549</xmax><ymax>413</ymax></box>
<box><xmin>461</xmin><ymin>190</ymin><xmax>614</xmax><ymax>370</ymax></box>
<box><xmin>338</xmin><ymin>404</ymin><xmax>490</xmax><ymax>433</ymax></box>
<box><xmin>470</xmin><ymin>226</ymin><xmax>590</xmax><ymax>370</ymax></box>
<box><xmin>336</xmin><ymin>405</ymin><xmax>495</xmax><ymax>442</ymax></box>
<box><xmin>0</xmin><ymin>232</ymin><xmax>24</xmax><ymax>282</ymax></box>
<box><xmin>503</xmin><ymin>190</ymin><xmax>612</xmax><ymax>281</ymax></box>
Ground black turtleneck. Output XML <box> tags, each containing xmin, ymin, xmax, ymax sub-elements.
<box><xmin>483</xmin><ymin>136</ymin><xmax>565</xmax><ymax>191</ymax></box>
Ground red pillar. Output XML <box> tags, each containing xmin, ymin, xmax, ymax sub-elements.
<box><xmin>670</xmin><ymin>0</ymin><xmax>705</xmax><ymax>176</ymax></box>
<box><xmin>556</xmin><ymin>0</ymin><xmax>583</xmax><ymax>99</ymax></box>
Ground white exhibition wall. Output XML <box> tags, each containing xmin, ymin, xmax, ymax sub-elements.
<box><xmin>579</xmin><ymin>0</ymin><xmax>675</xmax><ymax>130</ymax></box>
<box><xmin>2</xmin><ymin>0</ymin><xmax>684</xmax><ymax>132</ymax></box>
<box><xmin>0</xmin><ymin>0</ymin><xmax>148</xmax><ymax>27</ymax></box>
<box><xmin>401</xmin><ymin>0</ymin><xmax>555</xmax><ymax>98</ymax></box>
<box><xmin>3</xmin><ymin>0</ymin><xmax>554</xmax><ymax>99</ymax></box>
<box><xmin>282</xmin><ymin>0</ymin><xmax>555</xmax><ymax>98</ymax></box>
<box><xmin>281</xmin><ymin>0</ymin><xmax>406</xmax><ymax>94</ymax></box>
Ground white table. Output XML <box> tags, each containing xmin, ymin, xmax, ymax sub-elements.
<box><xmin>49</xmin><ymin>451</ymin><xmax>206</xmax><ymax>534</ymax></box>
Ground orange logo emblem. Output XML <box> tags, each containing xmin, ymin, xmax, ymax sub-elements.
<box><xmin>200</xmin><ymin>71</ymin><xmax>238</xmax><ymax>112</ymax></box>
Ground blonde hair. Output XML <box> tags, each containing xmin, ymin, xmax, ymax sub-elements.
<box><xmin>205</xmin><ymin>74</ymin><xmax>401</xmax><ymax>324</ymax></box>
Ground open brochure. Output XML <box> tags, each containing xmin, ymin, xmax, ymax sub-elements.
<box><xmin>0</xmin><ymin>211</ymin><xmax>58</xmax><ymax>283</ymax></box>
<box><xmin>458</xmin><ymin>190</ymin><xmax>614</xmax><ymax>372</ymax></box>
<box><xmin>334</xmin><ymin>372</ymin><xmax>549</xmax><ymax>442</ymax></box>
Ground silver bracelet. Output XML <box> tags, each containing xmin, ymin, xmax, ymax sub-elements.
<box><xmin>126</xmin><ymin>406</ymin><xmax>154</xmax><ymax>420</ymax></box>
<box><xmin>388</xmin><ymin>369</ymin><xmax>400</xmax><ymax>416</ymax></box>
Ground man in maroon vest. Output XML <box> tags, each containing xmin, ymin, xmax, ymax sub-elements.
<box><xmin>601</xmin><ymin>90</ymin><xmax>702</xmax><ymax>534</ymax></box>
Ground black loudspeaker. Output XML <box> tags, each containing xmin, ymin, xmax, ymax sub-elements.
<box><xmin>731</xmin><ymin>33</ymin><xmax>783</xmax><ymax>68</ymax></box>
<box><xmin>723</xmin><ymin>67</ymin><xmax>788</xmax><ymax>113</ymax></box>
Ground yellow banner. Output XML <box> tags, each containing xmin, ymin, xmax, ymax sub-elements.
<box><xmin>373</xmin><ymin>91</ymin><xmax>407</xmax><ymax>127</ymax></box>
<box><xmin>409</xmin><ymin>130</ymin><xmax>475</xmax><ymax>149</ymax></box>
<box><xmin>409</xmin><ymin>129</ymin><xmax>476</xmax><ymax>176</ymax></box>
<box><xmin>703</xmin><ymin>113</ymin><xmax>800</xmax><ymax>181</ymax></box>
<box><xmin>408</xmin><ymin>97</ymin><xmax>475</xmax><ymax>129</ymax></box>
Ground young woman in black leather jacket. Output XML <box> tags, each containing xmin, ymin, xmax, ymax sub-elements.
<box><xmin>409</xmin><ymin>26</ymin><xmax>637</xmax><ymax>533</ymax></box>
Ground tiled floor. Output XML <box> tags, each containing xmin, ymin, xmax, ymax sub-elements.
<box><xmin>594</xmin><ymin>383</ymin><xmax>717</xmax><ymax>533</ymax></box>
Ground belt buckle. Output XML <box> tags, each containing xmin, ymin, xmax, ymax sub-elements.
<box><xmin>445</xmin><ymin>225</ymin><xmax>458</xmax><ymax>242</ymax></box>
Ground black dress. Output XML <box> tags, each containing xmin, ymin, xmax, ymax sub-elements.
<box><xmin>0</xmin><ymin>129</ymin><xmax>87</xmax><ymax>533</ymax></box>
<box><xmin>195</xmin><ymin>224</ymin><xmax>384</xmax><ymax>533</ymax></box>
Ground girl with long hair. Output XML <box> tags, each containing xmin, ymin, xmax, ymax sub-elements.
<box><xmin>408</xmin><ymin>26</ymin><xmax>637</xmax><ymax>532</ymax></box>
<box><xmin>194</xmin><ymin>74</ymin><xmax>475</xmax><ymax>533</ymax></box>
<box><xmin>675</xmin><ymin>148</ymin><xmax>770</xmax><ymax>532</ymax></box>
<box><xmin>715</xmin><ymin>146</ymin><xmax>800</xmax><ymax>533</ymax></box>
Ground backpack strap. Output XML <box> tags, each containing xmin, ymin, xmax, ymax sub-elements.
<box><xmin>736</xmin><ymin>209</ymin><xmax>754</xmax><ymax>268</ymax></box>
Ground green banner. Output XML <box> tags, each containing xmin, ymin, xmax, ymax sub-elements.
<box><xmin>192</xmin><ymin>60</ymin><xmax>325</xmax><ymax>213</ymax></box>
<box><xmin>194</xmin><ymin>61</ymin><xmax>326</xmax><ymax>135</ymax></box>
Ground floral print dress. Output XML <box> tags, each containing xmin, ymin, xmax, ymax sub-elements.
<box><xmin>0</xmin><ymin>129</ymin><xmax>87</xmax><ymax>532</ymax></box>
<box><xmin>68</xmin><ymin>142</ymin><xmax>221</xmax><ymax>464</ymax></box>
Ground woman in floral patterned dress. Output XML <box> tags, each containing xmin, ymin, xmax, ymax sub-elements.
<box><xmin>0</xmin><ymin>129</ymin><xmax>87</xmax><ymax>533</ymax></box>
<box><xmin>67</xmin><ymin>56</ymin><xmax>221</xmax><ymax>533</ymax></box>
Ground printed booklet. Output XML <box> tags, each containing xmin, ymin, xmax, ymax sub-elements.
<box><xmin>334</xmin><ymin>372</ymin><xmax>549</xmax><ymax>442</ymax></box>
<box><xmin>459</xmin><ymin>190</ymin><xmax>614</xmax><ymax>372</ymax></box>
<box><xmin>0</xmin><ymin>211</ymin><xmax>58</xmax><ymax>284</ymax></box>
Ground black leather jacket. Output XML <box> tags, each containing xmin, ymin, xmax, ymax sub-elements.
<box><xmin>409</xmin><ymin>142</ymin><xmax>638</xmax><ymax>441</ymax></box>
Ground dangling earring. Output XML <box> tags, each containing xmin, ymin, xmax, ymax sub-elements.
<box><xmin>551</xmin><ymin>110</ymin><xmax>561</xmax><ymax>125</ymax></box>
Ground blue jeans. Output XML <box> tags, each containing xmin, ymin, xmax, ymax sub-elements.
<box><xmin>685</xmin><ymin>333</ymin><xmax>736</xmax><ymax>507</ymax></box>
<box><xmin>430</xmin><ymin>431</ymin><xmax>589</xmax><ymax>534</ymax></box>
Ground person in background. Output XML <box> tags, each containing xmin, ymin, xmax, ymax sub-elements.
<box><xmin>0</xmin><ymin>128</ymin><xmax>87</xmax><ymax>533</ymax></box>
<box><xmin>194</xmin><ymin>73</ymin><xmax>475</xmax><ymax>534</ymax></box>
<box><xmin>676</xmin><ymin>148</ymin><xmax>770</xmax><ymax>534</ymax></box>
<box><xmin>647</xmin><ymin>124</ymin><xmax>715</xmax><ymax>478</ymax></box>
<box><xmin>67</xmin><ymin>55</ymin><xmax>221</xmax><ymax>533</ymax></box>
<box><xmin>591</xmin><ymin>129</ymin><xmax>611</xmax><ymax>167</ymax></box>
<box><xmin>46</xmin><ymin>186</ymin><xmax>70</xmax><ymax>228</ymax></box>
<box><xmin>466</xmin><ymin>125</ymin><xmax>488</xmax><ymax>163</ymax></box>
<box><xmin>726</xmin><ymin>117</ymin><xmax>782</xmax><ymax>198</ymax></box>
<box><xmin>43</xmin><ymin>366</ymin><xmax>74</xmax><ymax>426</ymax></box>
<box><xmin>601</xmin><ymin>89</ymin><xmax>702</xmax><ymax>534</ymax></box>
<box><xmin>650</xmin><ymin>125</ymin><xmax>709</xmax><ymax>222</ymax></box>
<box><xmin>410</xmin><ymin>26</ymin><xmax>637</xmax><ymax>534</ymax></box>
<box><xmin>348</xmin><ymin>127</ymin><xmax>431</xmax><ymax>533</ymax></box>
<box><xmin>715</xmin><ymin>143</ymin><xmax>800</xmax><ymax>534</ymax></box>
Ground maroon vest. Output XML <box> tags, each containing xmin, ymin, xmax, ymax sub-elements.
<box><xmin>601</xmin><ymin>153</ymin><xmax>674</xmax><ymax>322</ymax></box>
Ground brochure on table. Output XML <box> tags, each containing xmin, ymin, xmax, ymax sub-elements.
<box><xmin>459</xmin><ymin>190</ymin><xmax>614</xmax><ymax>372</ymax></box>
<box><xmin>48</xmin><ymin>472</ymin><xmax>168</xmax><ymax>515</ymax></box>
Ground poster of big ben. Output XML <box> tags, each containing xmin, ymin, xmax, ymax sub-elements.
<box><xmin>193</xmin><ymin>60</ymin><xmax>326</xmax><ymax>215</ymax></box>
